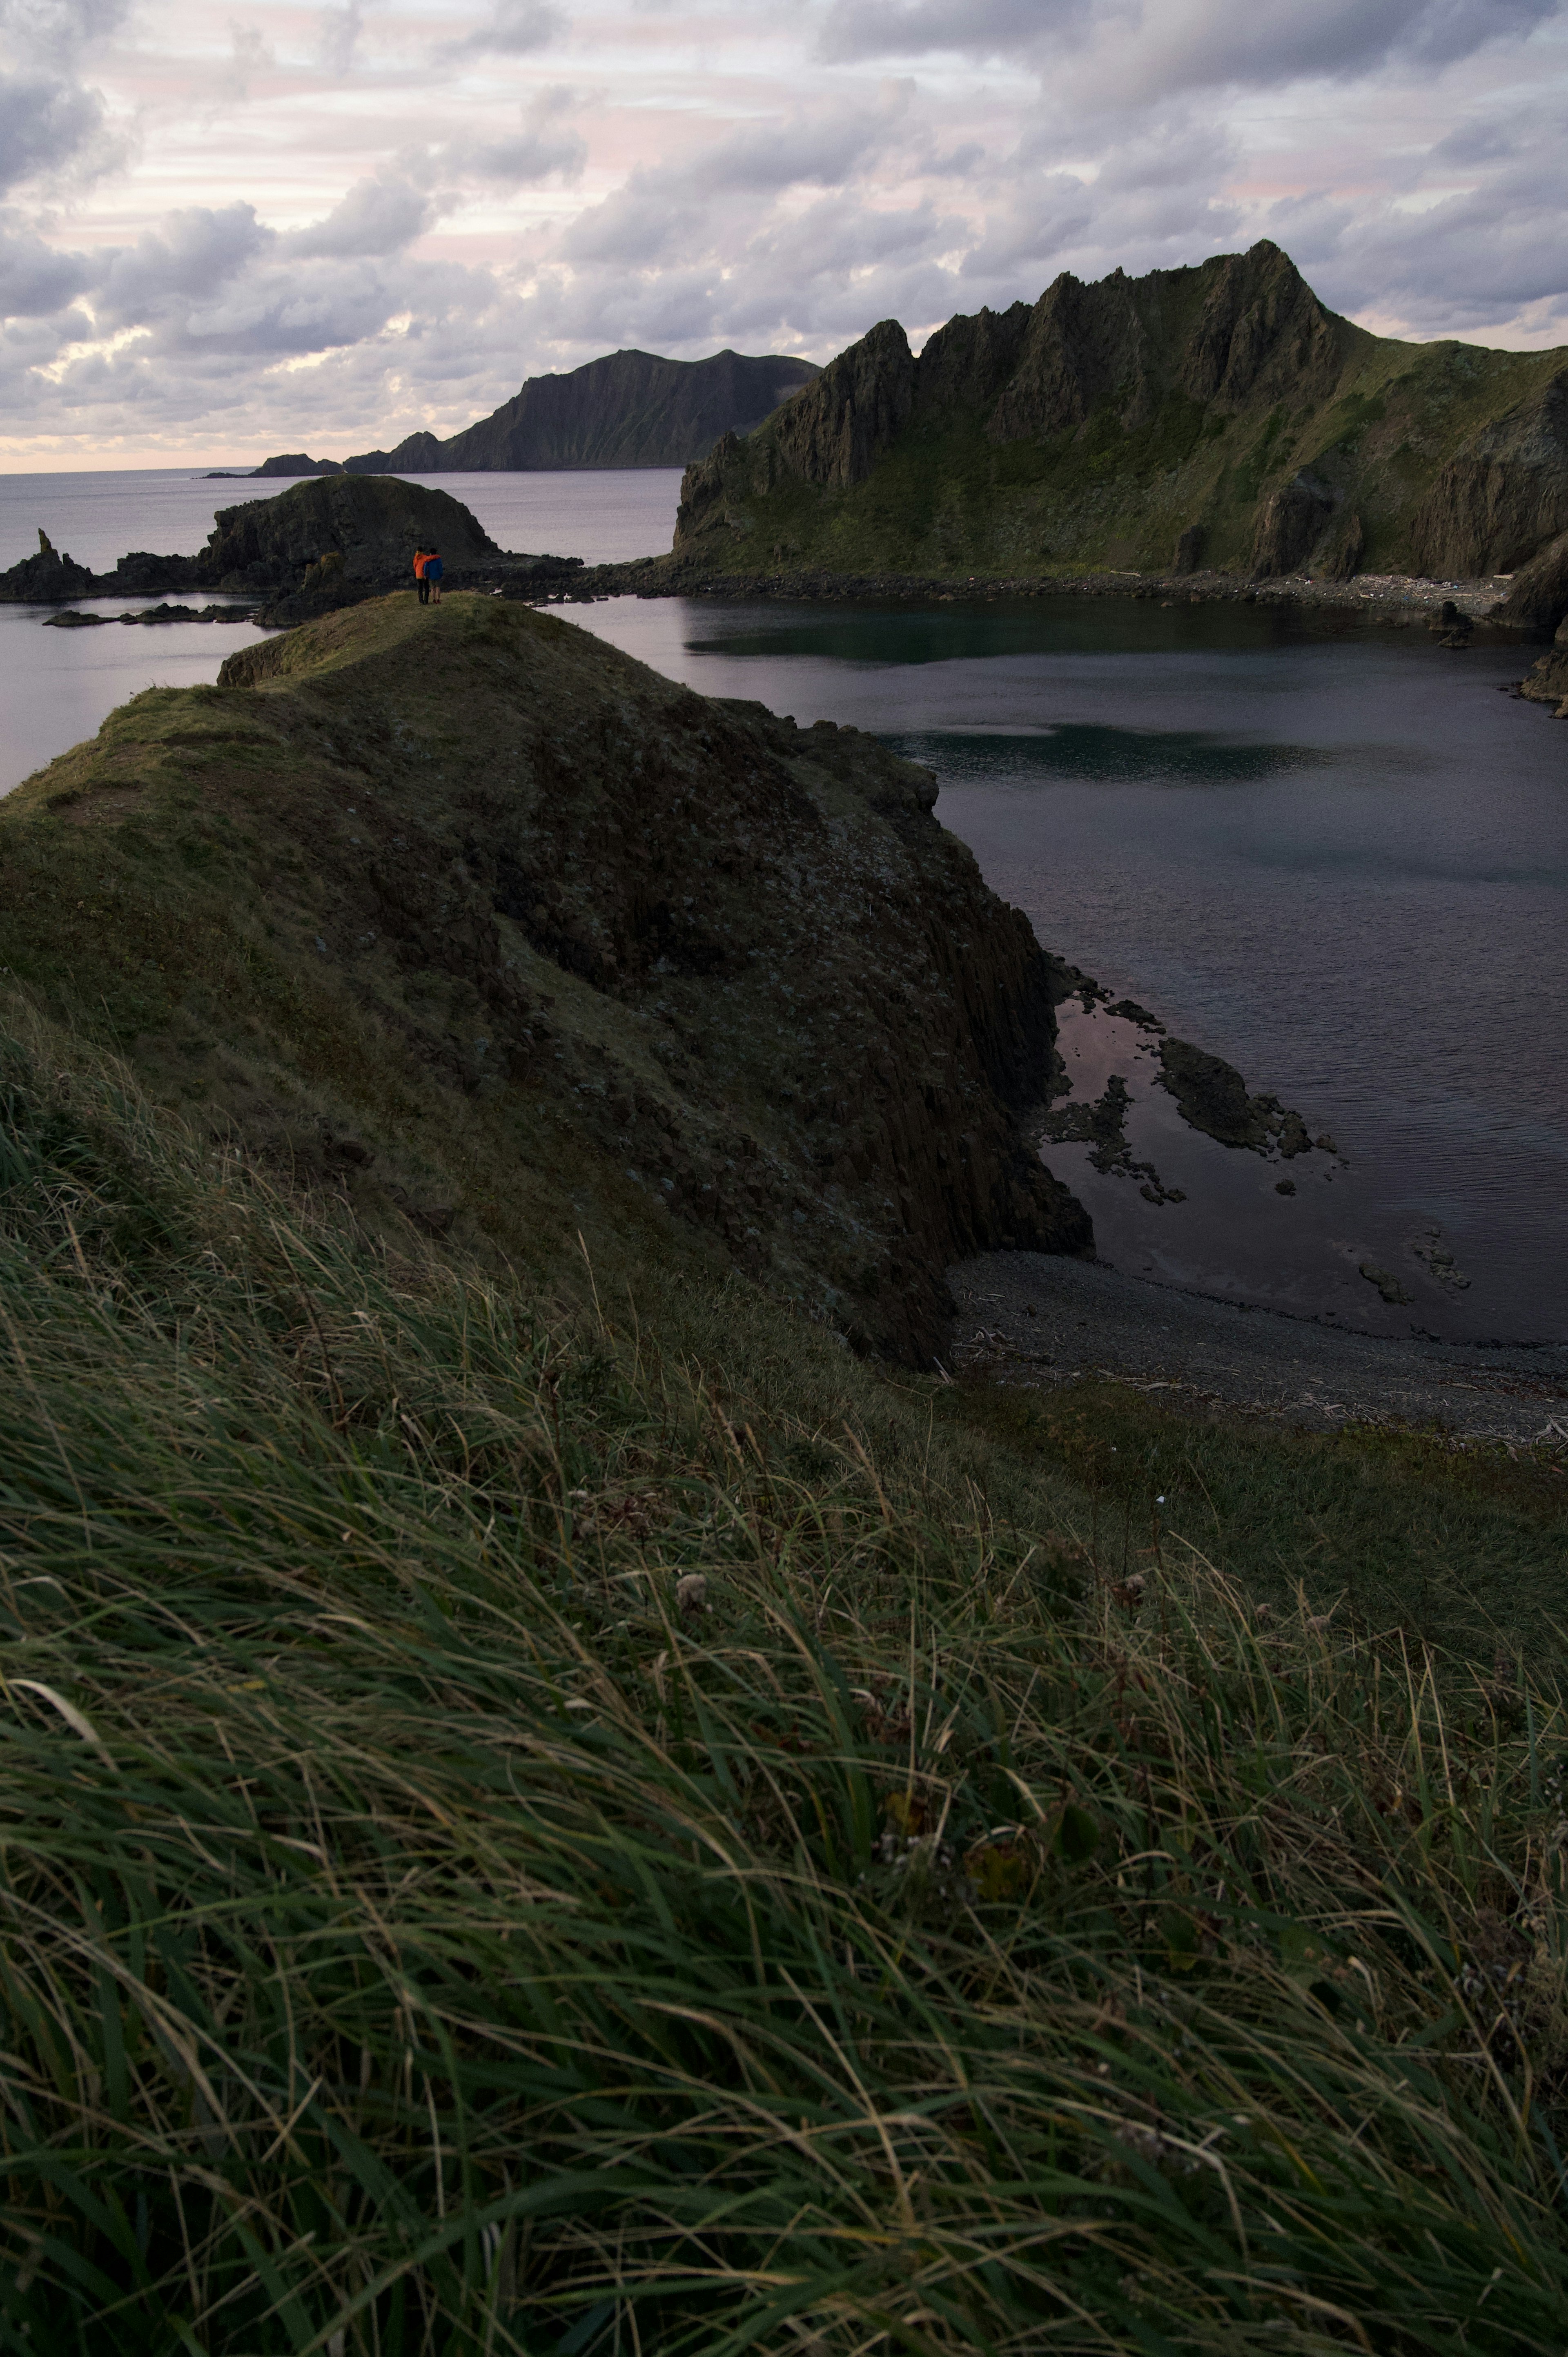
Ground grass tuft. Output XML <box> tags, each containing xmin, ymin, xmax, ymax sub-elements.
<box><xmin>1</xmin><ymin>1009</ymin><xmax>1566</xmax><ymax>2352</ymax></box>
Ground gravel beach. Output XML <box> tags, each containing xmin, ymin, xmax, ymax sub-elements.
<box><xmin>948</xmin><ymin>1251</ymin><xmax>1568</xmax><ymax>1444</ymax></box>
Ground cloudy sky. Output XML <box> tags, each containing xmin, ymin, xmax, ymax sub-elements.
<box><xmin>2</xmin><ymin>0</ymin><xmax>1566</xmax><ymax>466</ymax></box>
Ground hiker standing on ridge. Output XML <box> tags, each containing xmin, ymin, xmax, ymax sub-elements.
<box><xmin>413</xmin><ymin>547</ymin><xmax>430</xmax><ymax>604</ymax></box>
<box><xmin>425</xmin><ymin>547</ymin><xmax>443</xmax><ymax>605</ymax></box>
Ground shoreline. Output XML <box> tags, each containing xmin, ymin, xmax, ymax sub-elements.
<box><xmin>550</xmin><ymin>556</ymin><xmax>1537</xmax><ymax>632</ymax></box>
<box><xmin>948</xmin><ymin>1251</ymin><xmax>1568</xmax><ymax>1443</ymax></box>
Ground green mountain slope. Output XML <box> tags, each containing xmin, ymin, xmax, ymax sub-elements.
<box><xmin>673</xmin><ymin>242</ymin><xmax>1568</xmax><ymax>582</ymax></box>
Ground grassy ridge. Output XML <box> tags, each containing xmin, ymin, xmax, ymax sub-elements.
<box><xmin>3</xmin><ymin>1005</ymin><xmax>1567</xmax><ymax>2353</ymax></box>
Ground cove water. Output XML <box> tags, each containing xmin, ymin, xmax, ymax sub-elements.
<box><xmin>3</xmin><ymin>466</ymin><xmax>1564</xmax><ymax>1345</ymax></box>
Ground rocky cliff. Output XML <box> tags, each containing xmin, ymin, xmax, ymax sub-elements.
<box><xmin>674</xmin><ymin>243</ymin><xmax>1568</xmax><ymax>586</ymax></box>
<box><xmin>2</xmin><ymin>592</ymin><xmax>1087</xmax><ymax>1359</ymax></box>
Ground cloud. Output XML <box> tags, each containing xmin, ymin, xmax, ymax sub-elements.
<box><xmin>0</xmin><ymin>0</ymin><xmax>131</xmax><ymax>67</ymax></box>
<box><xmin>318</xmin><ymin>0</ymin><xmax>364</xmax><ymax>77</ymax></box>
<box><xmin>0</xmin><ymin>212</ymin><xmax>89</xmax><ymax>311</ymax></box>
<box><xmin>450</xmin><ymin>86</ymin><xmax>587</xmax><ymax>183</ymax></box>
<box><xmin>285</xmin><ymin>176</ymin><xmax>432</xmax><ymax>258</ymax></box>
<box><xmin>219</xmin><ymin>21</ymin><xmax>274</xmax><ymax>104</ymax></box>
<box><xmin>819</xmin><ymin>0</ymin><xmax>1560</xmax><ymax>87</ymax></box>
<box><xmin>0</xmin><ymin>71</ymin><xmax>110</xmax><ymax>191</ymax></box>
<box><xmin>819</xmin><ymin>0</ymin><xmax>1087</xmax><ymax>65</ymax></box>
<box><xmin>560</xmin><ymin>93</ymin><xmax>914</xmax><ymax>267</ymax></box>
<box><xmin>3</xmin><ymin>0</ymin><xmax>1566</xmax><ymax>461</ymax></box>
<box><xmin>441</xmin><ymin>0</ymin><xmax>563</xmax><ymax>61</ymax></box>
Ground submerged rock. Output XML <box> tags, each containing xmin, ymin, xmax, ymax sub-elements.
<box><xmin>1156</xmin><ymin>1037</ymin><xmax>1315</xmax><ymax>1158</ymax></box>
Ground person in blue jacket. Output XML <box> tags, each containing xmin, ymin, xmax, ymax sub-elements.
<box><xmin>424</xmin><ymin>547</ymin><xmax>443</xmax><ymax>604</ymax></box>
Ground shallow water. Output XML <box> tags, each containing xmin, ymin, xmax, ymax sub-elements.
<box><xmin>0</xmin><ymin>467</ymin><xmax>683</xmax><ymax>792</ymax></box>
<box><xmin>571</xmin><ymin>595</ymin><xmax>1568</xmax><ymax>1345</ymax></box>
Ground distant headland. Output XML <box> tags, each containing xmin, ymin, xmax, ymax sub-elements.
<box><xmin>215</xmin><ymin>346</ymin><xmax>821</xmax><ymax>480</ymax></box>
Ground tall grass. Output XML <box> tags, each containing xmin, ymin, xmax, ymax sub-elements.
<box><xmin>1</xmin><ymin>1019</ymin><xmax>1566</xmax><ymax>2353</ymax></box>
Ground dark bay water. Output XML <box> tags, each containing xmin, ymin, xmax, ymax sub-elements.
<box><xmin>575</xmin><ymin>596</ymin><xmax>1568</xmax><ymax>1345</ymax></box>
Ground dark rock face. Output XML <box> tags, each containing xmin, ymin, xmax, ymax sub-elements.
<box><xmin>1173</xmin><ymin>524</ymin><xmax>1206</xmax><ymax>575</ymax></box>
<box><xmin>0</xmin><ymin>532</ymin><xmax>98</xmax><ymax>603</ymax></box>
<box><xmin>987</xmin><ymin>271</ymin><xmax>1157</xmax><ymax>439</ymax></box>
<box><xmin>1408</xmin><ymin>372</ymin><xmax>1568</xmax><ymax>577</ymax></box>
<box><xmin>1493</xmin><ymin>526</ymin><xmax>1568</xmax><ymax>632</ymax></box>
<box><xmin>1251</xmin><ymin>473</ymin><xmax>1336</xmax><ymax>578</ymax></box>
<box><xmin>676</xmin><ymin>321</ymin><xmax>915</xmax><ymax>539</ymax></box>
<box><xmin>48</xmin><ymin>593</ymin><xmax>1087</xmax><ymax>1362</ymax></box>
<box><xmin>342</xmin><ymin>349</ymin><xmax>820</xmax><ymax>475</ymax></box>
<box><xmin>199</xmin><ymin>475</ymin><xmax>500</xmax><ymax>594</ymax></box>
<box><xmin>1520</xmin><ymin>615</ymin><xmax>1568</xmax><ymax>714</ymax></box>
<box><xmin>913</xmin><ymin>301</ymin><xmax>1032</xmax><ymax>420</ymax></box>
<box><xmin>1176</xmin><ymin>241</ymin><xmax>1352</xmax><ymax>410</ymax></box>
<box><xmin>764</xmin><ymin>320</ymin><xmax>917</xmax><ymax>488</ymax></box>
<box><xmin>100</xmin><ymin>551</ymin><xmax>204</xmax><ymax>595</ymax></box>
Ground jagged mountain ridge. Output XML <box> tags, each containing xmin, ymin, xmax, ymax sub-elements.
<box><xmin>247</xmin><ymin>348</ymin><xmax>822</xmax><ymax>479</ymax></box>
<box><xmin>674</xmin><ymin>243</ymin><xmax>1568</xmax><ymax>583</ymax></box>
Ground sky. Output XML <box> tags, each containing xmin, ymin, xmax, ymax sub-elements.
<box><xmin>2</xmin><ymin>0</ymin><xmax>1566</xmax><ymax>466</ymax></box>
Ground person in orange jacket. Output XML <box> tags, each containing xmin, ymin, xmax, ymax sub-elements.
<box><xmin>413</xmin><ymin>547</ymin><xmax>430</xmax><ymax>604</ymax></box>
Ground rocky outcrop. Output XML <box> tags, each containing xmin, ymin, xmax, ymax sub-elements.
<box><xmin>766</xmin><ymin>319</ymin><xmax>917</xmax><ymax>488</ymax></box>
<box><xmin>1250</xmin><ymin>473</ymin><xmax>1336</xmax><ymax>578</ymax></box>
<box><xmin>1176</xmin><ymin>241</ymin><xmax>1356</xmax><ymax>410</ymax></box>
<box><xmin>345</xmin><ymin>431</ymin><xmax>441</xmax><ymax>475</ymax></box>
<box><xmin>1520</xmin><ymin>616</ymin><xmax>1568</xmax><ymax>714</ymax></box>
<box><xmin>251</xmin><ymin>453</ymin><xmax>345</xmax><ymax>478</ymax></box>
<box><xmin>0</xmin><ymin>528</ymin><xmax>98</xmax><ymax>603</ymax></box>
<box><xmin>9</xmin><ymin>592</ymin><xmax>1089</xmax><ymax>1360</ymax></box>
<box><xmin>1492</xmin><ymin>526</ymin><xmax>1568</xmax><ymax>633</ymax></box>
<box><xmin>675</xmin><ymin>321</ymin><xmax>915</xmax><ymax>545</ymax></box>
<box><xmin>198</xmin><ymin>475</ymin><xmax>500</xmax><ymax>595</ymax></box>
<box><xmin>670</xmin><ymin>243</ymin><xmax>1568</xmax><ymax>584</ymax></box>
<box><xmin>1408</xmin><ymin>372</ymin><xmax>1568</xmax><ymax>577</ymax></box>
<box><xmin>988</xmin><ymin>271</ymin><xmax>1160</xmax><ymax>439</ymax></box>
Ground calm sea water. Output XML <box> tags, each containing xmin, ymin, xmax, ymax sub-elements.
<box><xmin>4</xmin><ymin>467</ymin><xmax>1563</xmax><ymax>1343</ymax></box>
<box><xmin>571</xmin><ymin>596</ymin><xmax>1568</xmax><ymax>1346</ymax></box>
<box><xmin>0</xmin><ymin>466</ymin><xmax>684</xmax><ymax>792</ymax></box>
